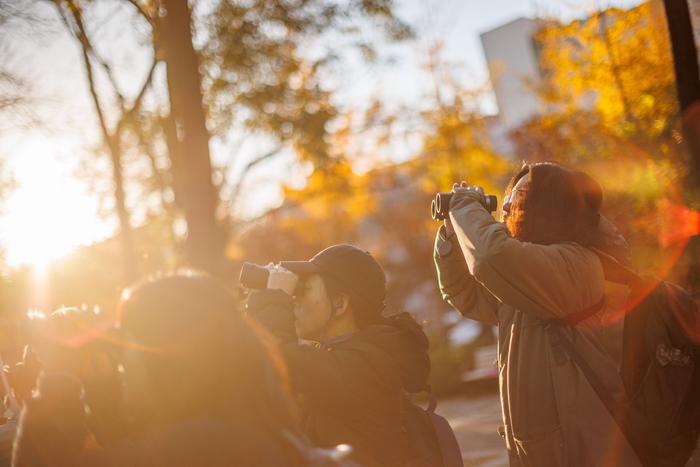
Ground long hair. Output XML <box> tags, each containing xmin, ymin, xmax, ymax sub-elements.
<box><xmin>505</xmin><ymin>162</ymin><xmax>602</xmax><ymax>245</ymax></box>
<box><xmin>116</xmin><ymin>272</ymin><xmax>298</xmax><ymax>435</ymax></box>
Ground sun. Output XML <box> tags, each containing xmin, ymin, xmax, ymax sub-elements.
<box><xmin>0</xmin><ymin>138</ymin><xmax>113</xmax><ymax>271</ymax></box>
<box><xmin>6</xmin><ymin>225</ymin><xmax>77</xmax><ymax>273</ymax></box>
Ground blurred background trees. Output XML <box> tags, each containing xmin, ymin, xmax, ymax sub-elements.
<box><xmin>45</xmin><ymin>0</ymin><xmax>413</xmax><ymax>278</ymax></box>
<box><xmin>512</xmin><ymin>1</ymin><xmax>697</xmax><ymax>285</ymax></box>
<box><xmin>1</xmin><ymin>0</ymin><xmax>698</xmax><ymax>395</ymax></box>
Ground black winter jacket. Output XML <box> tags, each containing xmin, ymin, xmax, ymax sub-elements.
<box><xmin>247</xmin><ymin>290</ymin><xmax>431</xmax><ymax>467</ymax></box>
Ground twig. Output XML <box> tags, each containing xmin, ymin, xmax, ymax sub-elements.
<box><xmin>241</xmin><ymin>148</ymin><xmax>284</xmax><ymax>177</ymax></box>
<box><xmin>56</xmin><ymin>2</ymin><xmax>112</xmax><ymax>147</ymax></box>
<box><xmin>229</xmin><ymin>147</ymin><xmax>283</xmax><ymax>204</ymax></box>
<box><xmin>120</xmin><ymin>58</ymin><xmax>158</xmax><ymax>130</ymax></box>
<box><xmin>63</xmin><ymin>0</ymin><xmax>126</xmax><ymax>112</ymax></box>
<box><xmin>124</xmin><ymin>0</ymin><xmax>153</xmax><ymax>26</ymax></box>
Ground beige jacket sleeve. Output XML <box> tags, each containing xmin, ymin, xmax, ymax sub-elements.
<box><xmin>434</xmin><ymin>225</ymin><xmax>499</xmax><ymax>325</ymax></box>
<box><xmin>448</xmin><ymin>190</ymin><xmax>604</xmax><ymax>320</ymax></box>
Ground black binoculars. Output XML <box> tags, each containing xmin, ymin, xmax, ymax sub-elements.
<box><xmin>431</xmin><ymin>192</ymin><xmax>498</xmax><ymax>221</ymax></box>
<box><xmin>239</xmin><ymin>263</ymin><xmax>270</xmax><ymax>290</ymax></box>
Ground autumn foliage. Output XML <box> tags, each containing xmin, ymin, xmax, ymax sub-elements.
<box><xmin>1</xmin><ymin>0</ymin><xmax>697</xmax><ymax>395</ymax></box>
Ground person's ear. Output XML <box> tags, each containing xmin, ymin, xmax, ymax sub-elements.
<box><xmin>332</xmin><ymin>294</ymin><xmax>350</xmax><ymax>316</ymax></box>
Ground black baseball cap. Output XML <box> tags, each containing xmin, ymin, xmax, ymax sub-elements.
<box><xmin>280</xmin><ymin>244</ymin><xmax>386</xmax><ymax>313</ymax></box>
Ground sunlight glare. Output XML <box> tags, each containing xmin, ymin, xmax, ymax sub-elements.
<box><xmin>0</xmin><ymin>138</ymin><xmax>113</xmax><ymax>270</ymax></box>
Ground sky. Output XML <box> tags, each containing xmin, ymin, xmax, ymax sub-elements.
<box><xmin>0</xmin><ymin>0</ymin><xmax>644</xmax><ymax>269</ymax></box>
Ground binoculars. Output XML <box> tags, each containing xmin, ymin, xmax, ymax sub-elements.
<box><xmin>239</xmin><ymin>263</ymin><xmax>271</xmax><ymax>290</ymax></box>
<box><xmin>431</xmin><ymin>192</ymin><xmax>498</xmax><ymax>221</ymax></box>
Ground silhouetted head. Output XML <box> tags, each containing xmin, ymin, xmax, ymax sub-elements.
<box><xmin>281</xmin><ymin>244</ymin><xmax>386</xmax><ymax>341</ymax></box>
<box><xmin>117</xmin><ymin>271</ymin><xmax>295</xmax><ymax>433</ymax></box>
<box><xmin>502</xmin><ymin>162</ymin><xmax>602</xmax><ymax>245</ymax></box>
<box><xmin>26</xmin><ymin>307</ymin><xmax>107</xmax><ymax>380</ymax></box>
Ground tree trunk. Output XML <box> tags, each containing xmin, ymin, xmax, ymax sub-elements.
<box><xmin>107</xmin><ymin>133</ymin><xmax>139</xmax><ymax>282</ymax></box>
<box><xmin>663</xmin><ymin>1</ymin><xmax>700</xmax><ymax>112</ymax></box>
<box><xmin>662</xmin><ymin>0</ymin><xmax>700</xmax><ymax>295</ymax></box>
<box><xmin>157</xmin><ymin>0</ymin><xmax>226</xmax><ymax>274</ymax></box>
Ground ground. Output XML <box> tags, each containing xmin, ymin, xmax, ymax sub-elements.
<box><xmin>436</xmin><ymin>393</ymin><xmax>508</xmax><ymax>467</ymax></box>
<box><xmin>437</xmin><ymin>393</ymin><xmax>700</xmax><ymax>467</ymax></box>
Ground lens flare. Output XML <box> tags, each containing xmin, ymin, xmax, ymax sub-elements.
<box><xmin>656</xmin><ymin>198</ymin><xmax>700</xmax><ymax>247</ymax></box>
<box><xmin>591</xmin><ymin>196</ymin><xmax>700</xmax><ymax>344</ymax></box>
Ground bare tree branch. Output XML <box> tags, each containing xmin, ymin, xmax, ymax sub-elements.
<box><xmin>0</xmin><ymin>67</ymin><xmax>40</xmax><ymax>130</ymax></box>
<box><xmin>124</xmin><ymin>0</ymin><xmax>153</xmax><ymax>26</ymax></box>
<box><xmin>0</xmin><ymin>95</ymin><xmax>24</xmax><ymax>111</ymax></box>
<box><xmin>229</xmin><ymin>147</ymin><xmax>283</xmax><ymax>205</ymax></box>
<box><xmin>90</xmin><ymin>51</ymin><xmax>126</xmax><ymax>111</ymax></box>
<box><xmin>130</xmin><ymin>115</ymin><xmax>172</xmax><ymax>212</ymax></box>
<box><xmin>129</xmin><ymin>58</ymin><xmax>157</xmax><ymax>114</ymax></box>
<box><xmin>62</xmin><ymin>0</ymin><xmax>126</xmax><ymax>112</ymax></box>
<box><xmin>56</xmin><ymin>2</ymin><xmax>112</xmax><ymax>147</ymax></box>
<box><xmin>60</xmin><ymin>0</ymin><xmax>158</xmax><ymax>135</ymax></box>
<box><xmin>119</xmin><ymin>57</ymin><xmax>158</xmax><ymax>132</ymax></box>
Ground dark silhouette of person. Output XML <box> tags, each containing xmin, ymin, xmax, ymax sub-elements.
<box><xmin>13</xmin><ymin>272</ymin><xmax>335</xmax><ymax>467</ymax></box>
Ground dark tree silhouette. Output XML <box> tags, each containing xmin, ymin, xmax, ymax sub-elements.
<box><xmin>662</xmin><ymin>0</ymin><xmax>700</xmax><ymax>294</ymax></box>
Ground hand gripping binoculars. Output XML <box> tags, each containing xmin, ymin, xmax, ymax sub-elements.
<box><xmin>239</xmin><ymin>263</ymin><xmax>271</xmax><ymax>290</ymax></box>
<box><xmin>431</xmin><ymin>192</ymin><xmax>498</xmax><ymax>221</ymax></box>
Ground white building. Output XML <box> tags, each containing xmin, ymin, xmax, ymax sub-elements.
<box><xmin>480</xmin><ymin>17</ymin><xmax>543</xmax><ymax>133</ymax></box>
<box><xmin>480</xmin><ymin>0</ymin><xmax>698</xmax><ymax>156</ymax></box>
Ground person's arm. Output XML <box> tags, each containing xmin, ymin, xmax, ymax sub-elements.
<box><xmin>245</xmin><ymin>289</ymin><xmax>298</xmax><ymax>342</ymax></box>
<box><xmin>246</xmin><ymin>280</ymin><xmax>388</xmax><ymax>412</ymax></box>
<box><xmin>246</xmin><ymin>289</ymin><xmax>382</xmax><ymax>410</ymax></box>
<box><xmin>244</xmin><ymin>265</ymin><xmax>303</xmax><ymax>342</ymax></box>
<box><xmin>433</xmin><ymin>225</ymin><xmax>499</xmax><ymax>325</ymax></box>
<box><xmin>448</xmin><ymin>190</ymin><xmax>604</xmax><ymax>319</ymax></box>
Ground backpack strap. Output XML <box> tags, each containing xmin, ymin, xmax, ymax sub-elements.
<box><xmin>561</xmin><ymin>297</ymin><xmax>606</xmax><ymax>325</ymax></box>
<box><xmin>589</xmin><ymin>247</ymin><xmax>643</xmax><ymax>286</ymax></box>
<box><xmin>545</xmin><ymin>320</ymin><xmax>649</xmax><ymax>465</ymax></box>
<box><xmin>547</xmin><ymin>323</ymin><xmax>621</xmax><ymax>416</ymax></box>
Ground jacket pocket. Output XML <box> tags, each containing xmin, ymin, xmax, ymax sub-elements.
<box><xmin>512</xmin><ymin>425</ymin><xmax>566</xmax><ymax>467</ymax></box>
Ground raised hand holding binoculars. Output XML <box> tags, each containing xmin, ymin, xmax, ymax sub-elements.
<box><xmin>430</xmin><ymin>181</ymin><xmax>498</xmax><ymax>221</ymax></box>
<box><xmin>239</xmin><ymin>262</ymin><xmax>300</xmax><ymax>296</ymax></box>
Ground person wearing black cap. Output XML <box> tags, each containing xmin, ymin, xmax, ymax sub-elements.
<box><xmin>245</xmin><ymin>244</ymin><xmax>431</xmax><ymax>467</ymax></box>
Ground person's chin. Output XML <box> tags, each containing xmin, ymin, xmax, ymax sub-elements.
<box><xmin>294</xmin><ymin>322</ymin><xmax>310</xmax><ymax>340</ymax></box>
<box><xmin>295</xmin><ymin>324</ymin><xmax>319</xmax><ymax>342</ymax></box>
